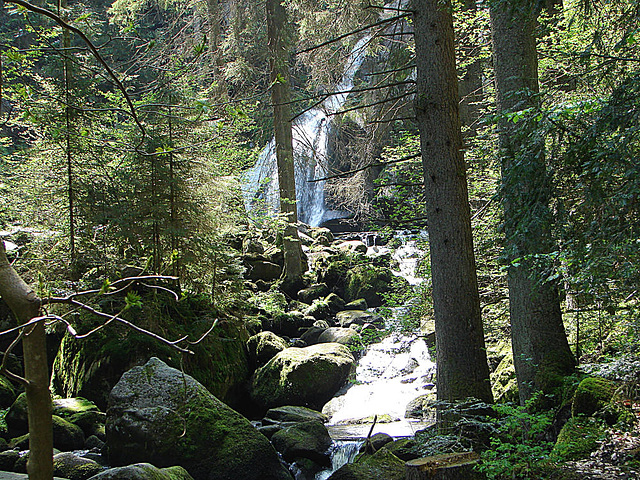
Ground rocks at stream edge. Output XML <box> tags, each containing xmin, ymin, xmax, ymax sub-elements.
<box><xmin>250</xmin><ymin>343</ymin><xmax>355</xmax><ymax>411</ymax></box>
<box><xmin>106</xmin><ymin>357</ymin><xmax>293</xmax><ymax>480</ymax></box>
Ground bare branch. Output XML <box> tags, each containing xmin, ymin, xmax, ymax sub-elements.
<box><xmin>309</xmin><ymin>152</ymin><xmax>421</xmax><ymax>183</ymax></box>
<box><xmin>295</xmin><ymin>14</ymin><xmax>411</xmax><ymax>55</ymax></box>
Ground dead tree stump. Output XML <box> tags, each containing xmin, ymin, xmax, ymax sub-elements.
<box><xmin>405</xmin><ymin>451</ymin><xmax>483</xmax><ymax>480</ymax></box>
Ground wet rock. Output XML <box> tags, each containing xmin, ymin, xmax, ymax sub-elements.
<box><xmin>251</xmin><ymin>344</ymin><xmax>355</xmax><ymax>411</ymax></box>
<box><xmin>264</xmin><ymin>406</ymin><xmax>328</xmax><ymax>424</ymax></box>
<box><xmin>106</xmin><ymin>357</ymin><xmax>292</xmax><ymax>480</ymax></box>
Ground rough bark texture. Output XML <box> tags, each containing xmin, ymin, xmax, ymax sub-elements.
<box><xmin>0</xmin><ymin>241</ymin><xmax>53</xmax><ymax>480</ymax></box>
<box><xmin>457</xmin><ymin>0</ymin><xmax>483</xmax><ymax>136</ymax></box>
<box><xmin>406</xmin><ymin>452</ymin><xmax>482</xmax><ymax>480</ymax></box>
<box><xmin>266</xmin><ymin>0</ymin><xmax>305</xmax><ymax>280</ymax></box>
<box><xmin>413</xmin><ymin>0</ymin><xmax>493</xmax><ymax>405</ymax></box>
<box><xmin>490</xmin><ymin>0</ymin><xmax>574</xmax><ymax>404</ymax></box>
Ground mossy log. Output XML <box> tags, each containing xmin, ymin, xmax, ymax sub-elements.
<box><xmin>405</xmin><ymin>452</ymin><xmax>482</xmax><ymax>480</ymax></box>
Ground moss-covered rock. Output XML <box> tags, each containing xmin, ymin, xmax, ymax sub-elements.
<box><xmin>572</xmin><ymin>377</ymin><xmax>616</xmax><ymax>417</ymax></box>
<box><xmin>335</xmin><ymin>310</ymin><xmax>382</xmax><ymax>329</ymax></box>
<box><xmin>68</xmin><ymin>411</ymin><xmax>106</xmax><ymax>440</ymax></box>
<box><xmin>335</xmin><ymin>241</ymin><xmax>368</xmax><ymax>255</ymax></box>
<box><xmin>51</xmin><ymin>299</ymin><xmax>251</xmax><ymax>410</ymax></box>
<box><xmin>0</xmin><ymin>449</ymin><xmax>19</xmax><ymax>471</ymax></box>
<box><xmin>250</xmin><ymin>344</ymin><xmax>355</xmax><ymax>411</ymax></box>
<box><xmin>106</xmin><ymin>357</ymin><xmax>292</xmax><ymax>480</ymax></box>
<box><xmin>5</xmin><ymin>392</ymin><xmax>28</xmax><ymax>437</ymax></box>
<box><xmin>53</xmin><ymin>414</ymin><xmax>86</xmax><ymax>451</ymax></box>
<box><xmin>247</xmin><ymin>332</ymin><xmax>288</xmax><ymax>368</ymax></box>
<box><xmin>327</xmin><ymin>447</ymin><xmax>404</xmax><ymax>480</ymax></box>
<box><xmin>345</xmin><ymin>265</ymin><xmax>394</xmax><ymax>308</ymax></box>
<box><xmin>53</xmin><ymin>452</ymin><xmax>104</xmax><ymax>480</ymax></box>
<box><xmin>552</xmin><ymin>417</ymin><xmax>606</xmax><ymax>461</ymax></box>
<box><xmin>310</xmin><ymin>228</ymin><xmax>334</xmax><ymax>247</ymax></box>
<box><xmin>298</xmin><ymin>284</ymin><xmax>330</xmax><ymax>305</ymax></box>
<box><xmin>271</xmin><ymin>420</ymin><xmax>332</xmax><ymax>466</ymax></box>
<box><xmin>53</xmin><ymin>397</ymin><xmax>100</xmax><ymax>418</ymax></box>
<box><xmin>344</xmin><ymin>299</ymin><xmax>368</xmax><ymax>311</ymax></box>
<box><xmin>87</xmin><ymin>463</ymin><xmax>194</xmax><ymax>480</ymax></box>
<box><xmin>305</xmin><ymin>300</ymin><xmax>331</xmax><ymax>321</ymax></box>
<box><xmin>385</xmin><ymin>437</ymin><xmax>419</xmax><ymax>461</ymax></box>
<box><xmin>490</xmin><ymin>347</ymin><xmax>518</xmax><ymax>404</ymax></box>
<box><xmin>0</xmin><ymin>376</ymin><xmax>17</xmax><ymax>409</ymax></box>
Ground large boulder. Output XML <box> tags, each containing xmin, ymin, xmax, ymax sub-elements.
<box><xmin>53</xmin><ymin>452</ymin><xmax>104</xmax><ymax>480</ymax></box>
<box><xmin>317</xmin><ymin>328</ymin><xmax>362</xmax><ymax>348</ymax></box>
<box><xmin>298</xmin><ymin>284</ymin><xmax>330</xmax><ymax>304</ymax></box>
<box><xmin>251</xmin><ymin>344</ymin><xmax>355</xmax><ymax>411</ymax></box>
<box><xmin>271</xmin><ymin>420</ymin><xmax>332</xmax><ymax>466</ymax></box>
<box><xmin>327</xmin><ymin>448</ymin><xmax>404</xmax><ymax>480</ymax></box>
<box><xmin>345</xmin><ymin>265</ymin><xmax>394</xmax><ymax>308</ymax></box>
<box><xmin>247</xmin><ymin>332</ymin><xmax>288</xmax><ymax>368</ymax></box>
<box><xmin>263</xmin><ymin>406</ymin><xmax>328</xmax><ymax>425</ymax></box>
<box><xmin>335</xmin><ymin>310</ymin><xmax>382</xmax><ymax>329</ymax></box>
<box><xmin>106</xmin><ymin>357</ymin><xmax>292</xmax><ymax>480</ymax></box>
<box><xmin>87</xmin><ymin>464</ymin><xmax>193</xmax><ymax>480</ymax></box>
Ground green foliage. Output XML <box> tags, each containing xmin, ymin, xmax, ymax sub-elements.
<box><xmin>478</xmin><ymin>399</ymin><xmax>554</xmax><ymax>480</ymax></box>
<box><xmin>551</xmin><ymin>417</ymin><xmax>606</xmax><ymax>462</ymax></box>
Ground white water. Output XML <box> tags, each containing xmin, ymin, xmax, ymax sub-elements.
<box><xmin>243</xmin><ymin>36</ymin><xmax>371</xmax><ymax>227</ymax></box>
<box><xmin>314</xmin><ymin>441</ymin><xmax>362</xmax><ymax>480</ymax></box>
<box><xmin>322</xmin><ymin>232</ymin><xmax>435</xmax><ymax>438</ymax></box>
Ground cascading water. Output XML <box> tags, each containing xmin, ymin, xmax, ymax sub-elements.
<box><xmin>242</xmin><ymin>36</ymin><xmax>371</xmax><ymax>227</ymax></box>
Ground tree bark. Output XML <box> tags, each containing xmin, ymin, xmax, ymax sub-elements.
<box><xmin>266</xmin><ymin>0</ymin><xmax>306</xmax><ymax>280</ymax></box>
<box><xmin>0</xmin><ymin>242</ymin><xmax>53</xmax><ymax>480</ymax></box>
<box><xmin>489</xmin><ymin>0</ymin><xmax>574</xmax><ymax>404</ymax></box>
<box><xmin>413</xmin><ymin>0</ymin><xmax>493</xmax><ymax>406</ymax></box>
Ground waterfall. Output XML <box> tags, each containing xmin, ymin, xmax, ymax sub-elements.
<box><xmin>243</xmin><ymin>36</ymin><xmax>371</xmax><ymax>227</ymax></box>
<box><xmin>314</xmin><ymin>441</ymin><xmax>362</xmax><ymax>480</ymax></box>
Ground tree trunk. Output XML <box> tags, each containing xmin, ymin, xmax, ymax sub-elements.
<box><xmin>266</xmin><ymin>0</ymin><xmax>306</xmax><ymax>280</ymax></box>
<box><xmin>489</xmin><ymin>0</ymin><xmax>574</xmax><ymax>405</ymax></box>
<box><xmin>0</xmin><ymin>242</ymin><xmax>53</xmax><ymax>480</ymax></box>
<box><xmin>457</xmin><ymin>0</ymin><xmax>483</xmax><ymax>137</ymax></box>
<box><xmin>413</xmin><ymin>0</ymin><xmax>493</xmax><ymax>406</ymax></box>
<box><xmin>406</xmin><ymin>452</ymin><xmax>482</xmax><ymax>480</ymax></box>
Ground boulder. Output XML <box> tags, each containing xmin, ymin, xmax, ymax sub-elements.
<box><xmin>310</xmin><ymin>228</ymin><xmax>334</xmax><ymax>246</ymax></box>
<box><xmin>305</xmin><ymin>300</ymin><xmax>331</xmax><ymax>321</ymax></box>
<box><xmin>53</xmin><ymin>452</ymin><xmax>104</xmax><ymax>480</ymax></box>
<box><xmin>251</xmin><ymin>344</ymin><xmax>355</xmax><ymax>411</ymax></box>
<box><xmin>87</xmin><ymin>464</ymin><xmax>194</xmax><ymax>480</ymax></box>
<box><xmin>327</xmin><ymin>448</ymin><xmax>404</xmax><ymax>480</ymax></box>
<box><xmin>53</xmin><ymin>397</ymin><xmax>100</xmax><ymax>418</ymax></box>
<box><xmin>335</xmin><ymin>310</ymin><xmax>383</xmax><ymax>329</ymax></box>
<box><xmin>106</xmin><ymin>357</ymin><xmax>292</xmax><ymax>480</ymax></box>
<box><xmin>264</xmin><ymin>406</ymin><xmax>328</xmax><ymax>424</ymax></box>
<box><xmin>335</xmin><ymin>241</ymin><xmax>368</xmax><ymax>255</ymax></box>
<box><xmin>53</xmin><ymin>414</ymin><xmax>86</xmax><ymax>451</ymax></box>
<box><xmin>0</xmin><ymin>450</ymin><xmax>19</xmax><ymax>471</ymax></box>
<box><xmin>552</xmin><ymin>417</ymin><xmax>606</xmax><ymax>461</ymax></box>
<box><xmin>344</xmin><ymin>299</ymin><xmax>368</xmax><ymax>311</ymax></box>
<box><xmin>345</xmin><ymin>265</ymin><xmax>394</xmax><ymax>308</ymax></box>
<box><xmin>317</xmin><ymin>327</ymin><xmax>362</xmax><ymax>348</ymax></box>
<box><xmin>246</xmin><ymin>260</ymin><xmax>282</xmax><ymax>282</ymax></box>
<box><xmin>5</xmin><ymin>392</ymin><xmax>28</xmax><ymax>437</ymax></box>
<box><xmin>324</xmin><ymin>293</ymin><xmax>346</xmax><ymax>313</ymax></box>
<box><xmin>298</xmin><ymin>284</ymin><xmax>330</xmax><ymax>304</ymax></box>
<box><xmin>271</xmin><ymin>420</ymin><xmax>332</xmax><ymax>466</ymax></box>
<box><xmin>300</xmin><ymin>326</ymin><xmax>327</xmax><ymax>346</ymax></box>
<box><xmin>405</xmin><ymin>394</ymin><xmax>436</xmax><ymax>421</ymax></box>
<box><xmin>572</xmin><ymin>377</ymin><xmax>616</xmax><ymax>417</ymax></box>
<box><xmin>360</xmin><ymin>433</ymin><xmax>393</xmax><ymax>453</ymax></box>
<box><xmin>68</xmin><ymin>411</ymin><xmax>106</xmax><ymax>440</ymax></box>
<box><xmin>247</xmin><ymin>332</ymin><xmax>288</xmax><ymax>368</ymax></box>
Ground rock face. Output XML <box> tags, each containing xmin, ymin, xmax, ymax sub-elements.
<box><xmin>106</xmin><ymin>357</ymin><xmax>293</xmax><ymax>480</ymax></box>
<box><xmin>251</xmin><ymin>344</ymin><xmax>355</xmax><ymax>411</ymax></box>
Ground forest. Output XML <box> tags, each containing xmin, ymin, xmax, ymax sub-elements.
<box><xmin>0</xmin><ymin>0</ymin><xmax>639</xmax><ymax>479</ymax></box>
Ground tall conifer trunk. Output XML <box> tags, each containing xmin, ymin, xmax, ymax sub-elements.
<box><xmin>413</xmin><ymin>0</ymin><xmax>493</xmax><ymax>407</ymax></box>
<box><xmin>490</xmin><ymin>0</ymin><xmax>574</xmax><ymax>404</ymax></box>
<box><xmin>266</xmin><ymin>0</ymin><xmax>305</xmax><ymax>280</ymax></box>
<box><xmin>457</xmin><ymin>0</ymin><xmax>483</xmax><ymax>136</ymax></box>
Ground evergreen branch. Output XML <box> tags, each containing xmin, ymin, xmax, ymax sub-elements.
<box><xmin>327</xmin><ymin>90</ymin><xmax>415</xmax><ymax>117</ymax></box>
<box><xmin>295</xmin><ymin>14</ymin><xmax>410</xmax><ymax>55</ymax></box>
<box><xmin>4</xmin><ymin>0</ymin><xmax>146</xmax><ymax>141</ymax></box>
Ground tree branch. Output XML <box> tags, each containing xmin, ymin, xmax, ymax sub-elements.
<box><xmin>4</xmin><ymin>0</ymin><xmax>146</xmax><ymax>141</ymax></box>
<box><xmin>295</xmin><ymin>14</ymin><xmax>410</xmax><ymax>55</ymax></box>
<box><xmin>308</xmin><ymin>152</ymin><xmax>420</xmax><ymax>182</ymax></box>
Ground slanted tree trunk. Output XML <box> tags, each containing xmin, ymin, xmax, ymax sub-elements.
<box><xmin>490</xmin><ymin>0</ymin><xmax>574</xmax><ymax>404</ymax></box>
<box><xmin>0</xmin><ymin>242</ymin><xmax>53</xmax><ymax>480</ymax></box>
<box><xmin>413</xmin><ymin>0</ymin><xmax>493</xmax><ymax>406</ymax></box>
<box><xmin>266</xmin><ymin>0</ymin><xmax>306</xmax><ymax>281</ymax></box>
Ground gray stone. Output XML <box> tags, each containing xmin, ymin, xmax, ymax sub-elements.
<box><xmin>247</xmin><ymin>332</ymin><xmax>288</xmax><ymax>368</ymax></box>
<box><xmin>87</xmin><ymin>464</ymin><xmax>193</xmax><ymax>480</ymax></box>
<box><xmin>317</xmin><ymin>327</ymin><xmax>362</xmax><ymax>347</ymax></box>
<box><xmin>271</xmin><ymin>420</ymin><xmax>332</xmax><ymax>466</ymax></box>
<box><xmin>106</xmin><ymin>357</ymin><xmax>292</xmax><ymax>480</ymax></box>
<box><xmin>53</xmin><ymin>452</ymin><xmax>103</xmax><ymax>480</ymax></box>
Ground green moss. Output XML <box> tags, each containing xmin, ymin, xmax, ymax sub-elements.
<box><xmin>572</xmin><ymin>377</ymin><xmax>616</xmax><ymax>417</ymax></box>
<box><xmin>552</xmin><ymin>417</ymin><xmax>606</xmax><ymax>461</ymax></box>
